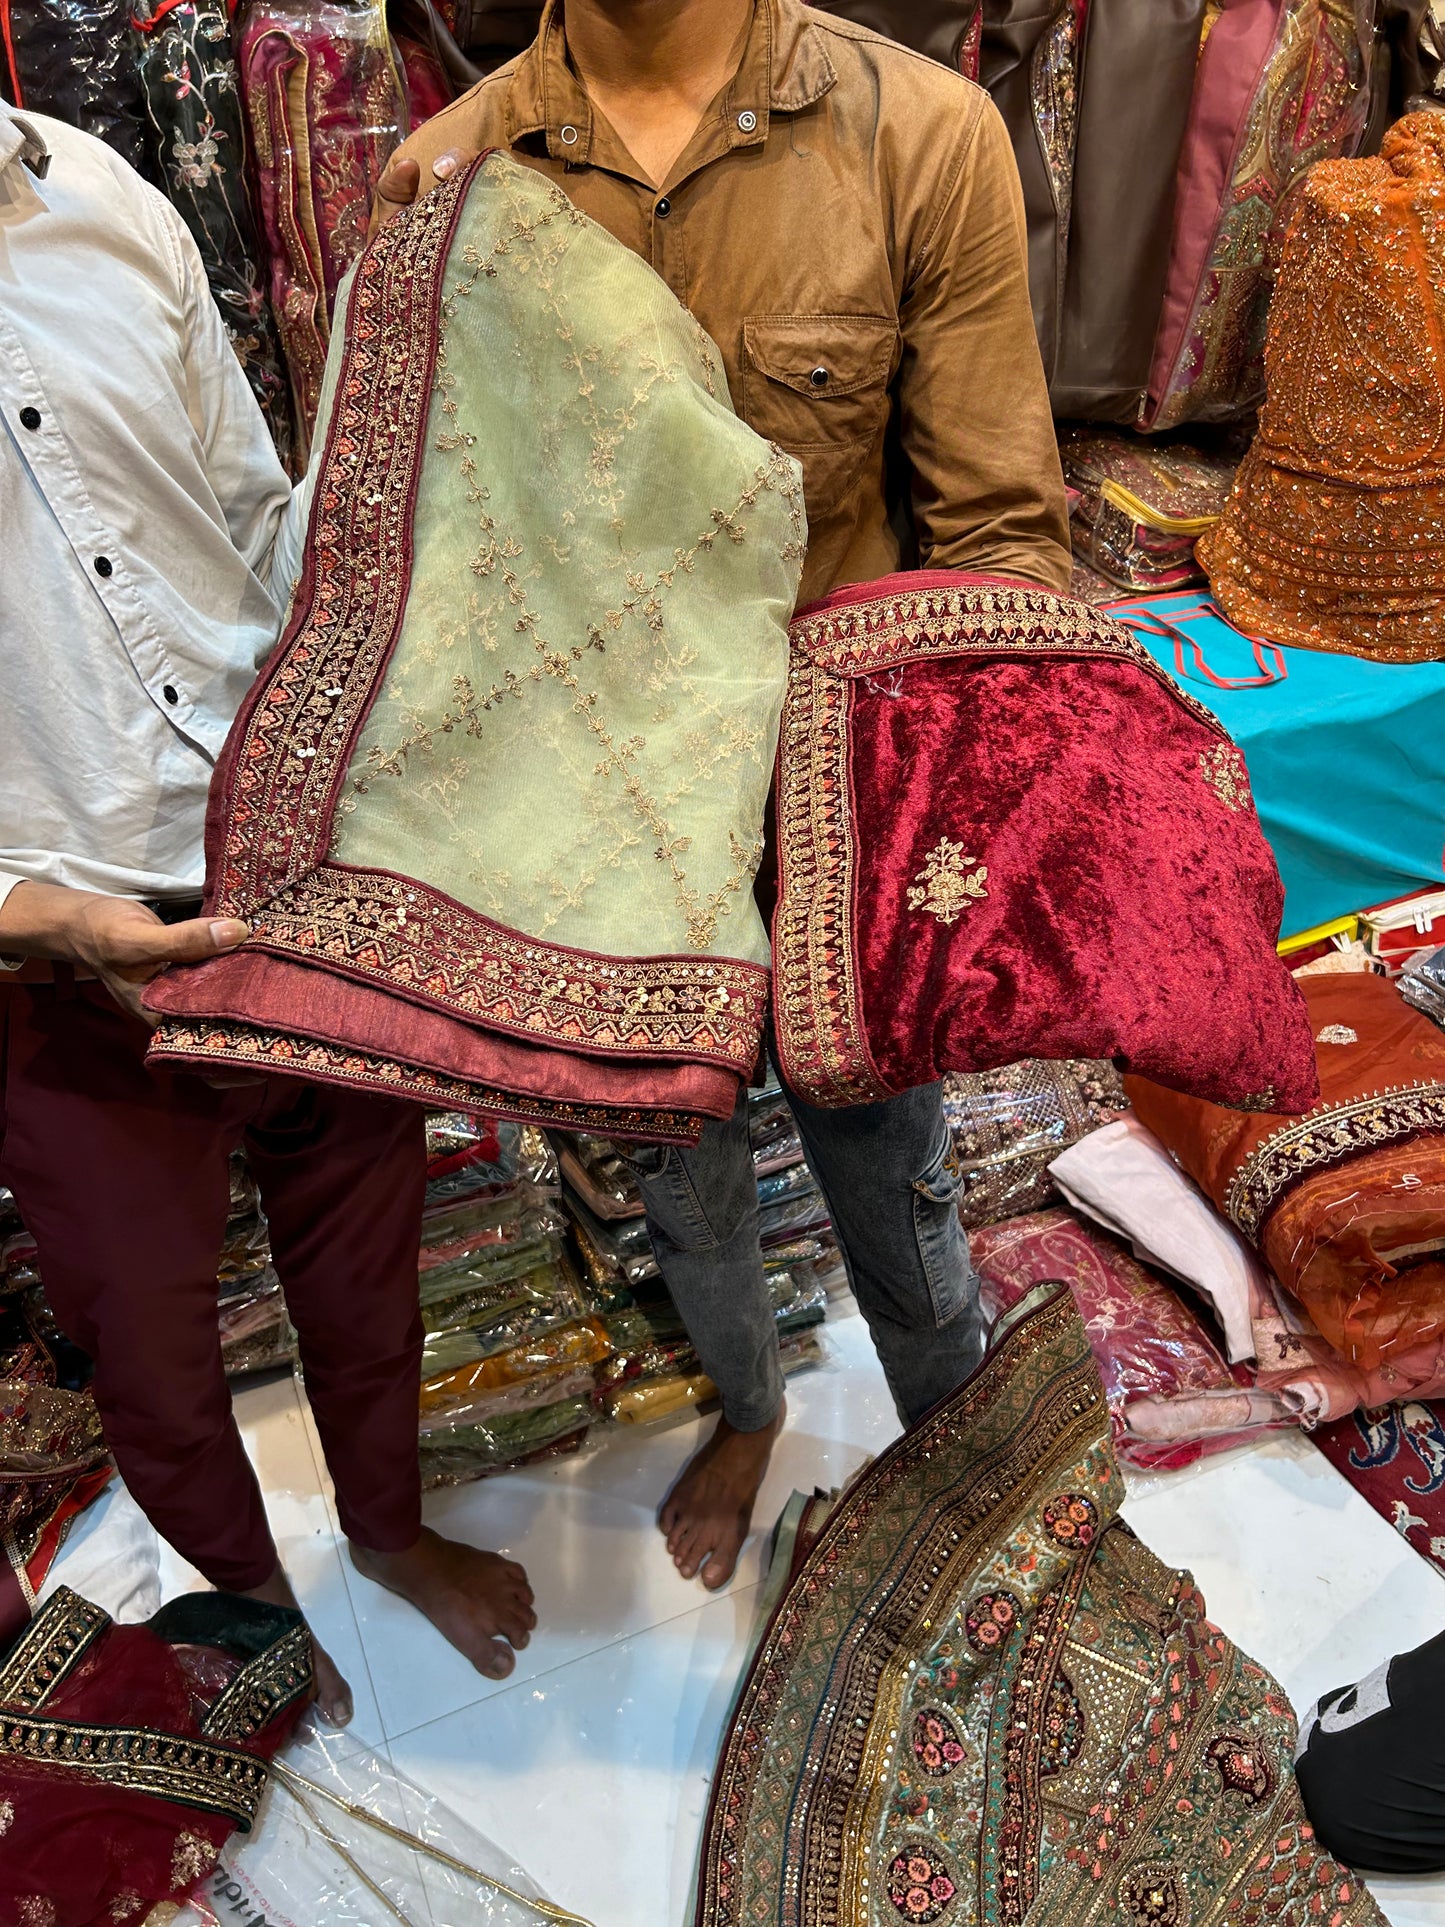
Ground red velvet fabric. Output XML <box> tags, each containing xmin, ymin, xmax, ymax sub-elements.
<box><xmin>773</xmin><ymin>571</ymin><xmax>1318</xmax><ymax>1114</ymax></box>
<box><xmin>0</xmin><ymin>1588</ymin><xmax>311</xmax><ymax>1925</ymax></box>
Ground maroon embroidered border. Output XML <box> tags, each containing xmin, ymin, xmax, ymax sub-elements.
<box><xmin>148</xmin><ymin>1016</ymin><xmax>709</xmax><ymax>1144</ymax></box>
<box><xmin>229</xmin><ymin>866</ymin><xmax>768</xmax><ymax>1070</ymax></box>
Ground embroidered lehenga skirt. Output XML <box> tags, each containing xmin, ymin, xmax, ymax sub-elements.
<box><xmin>146</xmin><ymin>154</ymin><xmax>804</xmax><ymax>1142</ymax></box>
<box><xmin>694</xmin><ymin>1282</ymin><xmax>1386</xmax><ymax>1927</ymax></box>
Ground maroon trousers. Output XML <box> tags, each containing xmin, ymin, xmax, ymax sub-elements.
<box><xmin>0</xmin><ymin>979</ymin><xmax>426</xmax><ymax>1591</ymax></box>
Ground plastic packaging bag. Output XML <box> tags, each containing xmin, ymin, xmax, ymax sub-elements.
<box><xmin>237</xmin><ymin>0</ymin><xmax>407</xmax><ymax>454</ymax></box>
<box><xmin>133</xmin><ymin>0</ymin><xmax>296</xmax><ymax>466</ymax></box>
<box><xmin>944</xmin><ymin>1058</ymin><xmax>1128</xmax><ymax>1229</ymax></box>
<box><xmin>419</xmin><ymin>1395</ymin><xmax>595</xmax><ymax>1485</ymax></box>
<box><xmin>419</xmin><ymin>1316</ymin><xmax>612</xmax><ymax>1427</ymax></box>
<box><xmin>1402</xmin><ymin>945</ymin><xmax>1445</xmax><ymax>1028</ymax></box>
<box><xmin>172</xmin><ymin>1720</ymin><xmax>594</xmax><ymax>1925</ymax></box>
<box><xmin>0</xmin><ymin>0</ymin><xmax>151</xmax><ymax>175</ymax></box>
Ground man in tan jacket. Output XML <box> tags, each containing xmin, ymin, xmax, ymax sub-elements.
<box><xmin>376</xmin><ymin>0</ymin><xmax>1071</xmax><ymax>1590</ymax></box>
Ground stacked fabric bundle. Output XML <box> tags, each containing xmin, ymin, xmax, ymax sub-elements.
<box><xmin>0</xmin><ymin>1192</ymin><xmax>115</xmax><ymax>1642</ymax></box>
<box><xmin>1058</xmin><ymin>429</ymin><xmax>1239</xmax><ymax>594</ymax></box>
<box><xmin>1128</xmin><ymin>971</ymin><xmax>1445</xmax><ymax>1395</ymax></box>
<box><xmin>414</xmin><ymin>1117</ymin><xmax>606</xmax><ymax>1488</ymax></box>
<box><xmin>217</xmin><ymin>1154</ymin><xmax>293</xmax><ymax>1378</ymax></box>
<box><xmin>943</xmin><ymin>1056</ymin><xmax>1127</xmax><ymax>1229</ymax></box>
<box><xmin>559</xmin><ymin>1078</ymin><xmax>839</xmax><ymax>1425</ymax></box>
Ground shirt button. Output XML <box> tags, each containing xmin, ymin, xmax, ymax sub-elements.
<box><xmin>810</xmin><ymin>366</ymin><xmax>830</xmax><ymax>388</ymax></box>
<box><xmin>737</xmin><ymin>109</ymin><xmax>758</xmax><ymax>133</ymax></box>
<box><xmin>559</xmin><ymin>124</ymin><xmax>579</xmax><ymax>146</ymax></box>
<box><xmin>163</xmin><ymin>685</ymin><xmax>179</xmax><ymax>705</ymax></box>
<box><xmin>94</xmin><ymin>556</ymin><xmax>113</xmax><ymax>577</ymax></box>
<box><xmin>19</xmin><ymin>406</ymin><xmax>40</xmax><ymax>431</ymax></box>
<box><xmin>655</xmin><ymin>196</ymin><xmax>671</xmax><ymax>219</ymax></box>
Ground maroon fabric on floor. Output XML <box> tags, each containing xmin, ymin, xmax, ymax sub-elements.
<box><xmin>0</xmin><ymin>978</ymin><xmax>426</xmax><ymax>1591</ymax></box>
<box><xmin>1313</xmin><ymin>1400</ymin><xmax>1445</xmax><ymax>1580</ymax></box>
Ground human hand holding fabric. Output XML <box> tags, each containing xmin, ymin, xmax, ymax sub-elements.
<box><xmin>0</xmin><ymin>880</ymin><xmax>248</xmax><ymax>1024</ymax></box>
<box><xmin>369</xmin><ymin>147</ymin><xmax>472</xmax><ymax>234</ymax></box>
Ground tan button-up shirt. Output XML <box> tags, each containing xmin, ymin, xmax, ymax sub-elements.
<box><xmin>392</xmin><ymin>0</ymin><xmax>1071</xmax><ymax>607</ymax></box>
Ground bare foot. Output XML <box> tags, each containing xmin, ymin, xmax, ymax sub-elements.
<box><xmin>350</xmin><ymin>1526</ymin><xmax>537</xmax><ymax>1681</ymax></box>
<box><xmin>240</xmin><ymin>1564</ymin><xmax>353</xmax><ymax>1727</ymax></box>
<box><xmin>658</xmin><ymin>1404</ymin><xmax>785</xmax><ymax>1590</ymax></box>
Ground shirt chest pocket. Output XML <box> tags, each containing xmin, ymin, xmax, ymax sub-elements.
<box><xmin>741</xmin><ymin>314</ymin><xmax>899</xmax><ymax>521</ymax></box>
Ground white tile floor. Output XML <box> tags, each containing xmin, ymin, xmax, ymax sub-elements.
<box><xmin>162</xmin><ymin>1303</ymin><xmax>1445</xmax><ymax>1927</ymax></box>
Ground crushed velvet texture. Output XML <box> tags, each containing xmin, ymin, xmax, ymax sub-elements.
<box><xmin>772</xmin><ymin>571</ymin><xmax>1318</xmax><ymax>1114</ymax></box>
<box><xmin>1127</xmin><ymin>972</ymin><xmax>1445</xmax><ymax>1374</ymax></box>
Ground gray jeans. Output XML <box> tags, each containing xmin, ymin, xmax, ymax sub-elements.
<box><xmin>623</xmin><ymin>1078</ymin><xmax>984</xmax><ymax>1432</ymax></box>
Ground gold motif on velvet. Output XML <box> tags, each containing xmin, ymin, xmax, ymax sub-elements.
<box><xmin>907</xmin><ymin>840</ymin><xmax>989</xmax><ymax>927</ymax></box>
<box><xmin>336</xmin><ymin>156</ymin><xmax>803</xmax><ymax>961</ymax></box>
<box><xmin>1316</xmin><ymin>1024</ymin><xmax>1359</xmax><ymax>1045</ymax></box>
<box><xmin>693</xmin><ymin>1287</ymin><xmax>1385</xmax><ymax>1927</ymax></box>
<box><xmin>171</xmin><ymin>1832</ymin><xmax>218</xmax><ymax>1886</ymax></box>
<box><xmin>1199</xmin><ymin>742</ymin><xmax>1251</xmax><ymax>811</ymax></box>
<box><xmin>1225</xmin><ymin>1081</ymin><xmax>1445</xmax><ymax>1241</ymax></box>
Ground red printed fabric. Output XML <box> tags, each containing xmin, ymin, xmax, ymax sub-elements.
<box><xmin>771</xmin><ymin>571</ymin><xmax>1318</xmax><ymax>1114</ymax></box>
<box><xmin>969</xmin><ymin>1207</ymin><xmax>1290</xmax><ymax>1470</ymax></box>
<box><xmin>0</xmin><ymin>1587</ymin><xmax>312</xmax><ymax>1924</ymax></box>
<box><xmin>1313</xmin><ymin>1400</ymin><xmax>1445</xmax><ymax>1582</ymax></box>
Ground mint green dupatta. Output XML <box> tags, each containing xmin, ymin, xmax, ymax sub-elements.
<box><xmin>147</xmin><ymin>155</ymin><xmax>804</xmax><ymax>1140</ymax></box>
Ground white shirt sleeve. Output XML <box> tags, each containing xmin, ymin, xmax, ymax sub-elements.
<box><xmin>169</xmin><ymin>202</ymin><xmax>300</xmax><ymax>618</ymax></box>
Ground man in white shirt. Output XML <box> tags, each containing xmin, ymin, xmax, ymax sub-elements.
<box><xmin>0</xmin><ymin>103</ymin><xmax>537</xmax><ymax>1712</ymax></box>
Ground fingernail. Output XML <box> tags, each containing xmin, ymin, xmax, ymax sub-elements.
<box><xmin>434</xmin><ymin>153</ymin><xmax>457</xmax><ymax>178</ymax></box>
<box><xmin>210</xmin><ymin>919</ymin><xmax>249</xmax><ymax>947</ymax></box>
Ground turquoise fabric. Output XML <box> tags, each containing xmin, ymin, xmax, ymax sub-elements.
<box><xmin>1113</xmin><ymin>594</ymin><xmax>1445</xmax><ymax>936</ymax></box>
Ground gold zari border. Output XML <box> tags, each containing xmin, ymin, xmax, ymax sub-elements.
<box><xmin>201</xmin><ymin>1622</ymin><xmax>314</xmax><ymax>1743</ymax></box>
<box><xmin>0</xmin><ymin>1716</ymin><xmax>270</xmax><ymax>1831</ymax></box>
<box><xmin>149</xmin><ymin>1016</ymin><xmax>709</xmax><ymax>1143</ymax></box>
<box><xmin>0</xmin><ymin>1589</ymin><xmax>107</xmax><ymax>1713</ymax></box>
<box><xmin>1225</xmin><ymin>1081</ymin><xmax>1445</xmax><ymax>1242</ymax></box>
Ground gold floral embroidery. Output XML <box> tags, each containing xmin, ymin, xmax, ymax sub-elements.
<box><xmin>1199</xmin><ymin>742</ymin><xmax>1251</xmax><ymax>810</ymax></box>
<box><xmin>346</xmin><ymin>159</ymin><xmax>802</xmax><ymax>953</ymax></box>
<box><xmin>171</xmin><ymin>1831</ymin><xmax>218</xmax><ymax>1887</ymax></box>
<box><xmin>0</xmin><ymin>1796</ymin><xmax>13</xmax><ymax>1835</ymax></box>
<box><xmin>1316</xmin><ymin>1024</ymin><xmax>1359</xmax><ymax>1045</ymax></box>
<box><xmin>16</xmin><ymin>1900</ymin><xmax>55</xmax><ymax>1927</ymax></box>
<box><xmin>110</xmin><ymin>1893</ymin><xmax>143</xmax><ymax>1923</ymax></box>
<box><xmin>908</xmin><ymin>840</ymin><xmax>989</xmax><ymax>927</ymax></box>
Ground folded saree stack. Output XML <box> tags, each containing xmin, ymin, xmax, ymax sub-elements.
<box><xmin>146</xmin><ymin>153</ymin><xmax>804</xmax><ymax>1145</ymax></box>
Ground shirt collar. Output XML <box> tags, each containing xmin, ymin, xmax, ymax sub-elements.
<box><xmin>505</xmin><ymin>0</ymin><xmax>836</xmax><ymax>168</ymax></box>
<box><xmin>0</xmin><ymin>104</ymin><xmax>51</xmax><ymax>179</ymax></box>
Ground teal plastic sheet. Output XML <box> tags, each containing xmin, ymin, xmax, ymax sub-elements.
<box><xmin>1111</xmin><ymin>593</ymin><xmax>1445</xmax><ymax>937</ymax></box>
